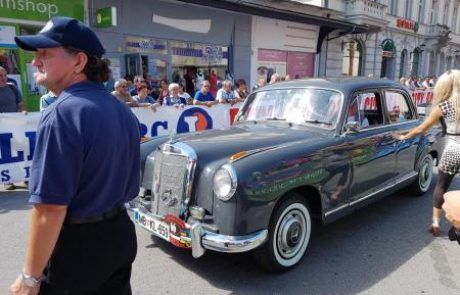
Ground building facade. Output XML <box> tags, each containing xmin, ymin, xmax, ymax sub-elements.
<box><xmin>326</xmin><ymin>0</ymin><xmax>460</xmax><ymax>80</ymax></box>
<box><xmin>1</xmin><ymin>0</ymin><xmax>459</xmax><ymax>111</ymax></box>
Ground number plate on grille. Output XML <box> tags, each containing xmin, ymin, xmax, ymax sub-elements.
<box><xmin>133</xmin><ymin>209</ymin><xmax>170</xmax><ymax>241</ymax></box>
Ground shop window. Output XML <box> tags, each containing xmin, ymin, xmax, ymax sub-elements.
<box><xmin>342</xmin><ymin>40</ymin><xmax>363</xmax><ymax>76</ymax></box>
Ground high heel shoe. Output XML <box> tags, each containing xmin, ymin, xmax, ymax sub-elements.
<box><xmin>430</xmin><ymin>225</ymin><xmax>441</xmax><ymax>237</ymax></box>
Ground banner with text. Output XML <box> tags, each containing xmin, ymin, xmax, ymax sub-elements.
<box><xmin>0</xmin><ymin>104</ymin><xmax>241</xmax><ymax>184</ymax></box>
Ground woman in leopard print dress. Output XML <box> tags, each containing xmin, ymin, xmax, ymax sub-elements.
<box><xmin>395</xmin><ymin>69</ymin><xmax>460</xmax><ymax>236</ymax></box>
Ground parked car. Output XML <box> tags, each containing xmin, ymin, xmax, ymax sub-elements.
<box><xmin>130</xmin><ymin>78</ymin><xmax>444</xmax><ymax>272</ymax></box>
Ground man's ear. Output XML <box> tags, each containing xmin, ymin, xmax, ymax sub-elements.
<box><xmin>73</xmin><ymin>52</ymin><xmax>88</xmax><ymax>74</ymax></box>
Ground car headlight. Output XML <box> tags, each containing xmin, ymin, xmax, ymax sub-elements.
<box><xmin>213</xmin><ymin>164</ymin><xmax>237</xmax><ymax>201</ymax></box>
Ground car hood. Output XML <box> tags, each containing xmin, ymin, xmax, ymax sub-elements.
<box><xmin>170</xmin><ymin>122</ymin><xmax>330</xmax><ymax>163</ymax></box>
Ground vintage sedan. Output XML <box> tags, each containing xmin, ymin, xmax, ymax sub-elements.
<box><xmin>130</xmin><ymin>78</ymin><xmax>443</xmax><ymax>272</ymax></box>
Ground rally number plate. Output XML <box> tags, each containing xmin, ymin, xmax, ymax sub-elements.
<box><xmin>133</xmin><ymin>209</ymin><xmax>170</xmax><ymax>241</ymax></box>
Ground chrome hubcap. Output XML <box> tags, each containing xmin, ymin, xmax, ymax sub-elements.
<box><xmin>419</xmin><ymin>157</ymin><xmax>433</xmax><ymax>191</ymax></box>
<box><xmin>277</xmin><ymin>210</ymin><xmax>306</xmax><ymax>259</ymax></box>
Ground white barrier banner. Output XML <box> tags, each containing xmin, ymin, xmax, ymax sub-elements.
<box><xmin>0</xmin><ymin>104</ymin><xmax>241</xmax><ymax>184</ymax></box>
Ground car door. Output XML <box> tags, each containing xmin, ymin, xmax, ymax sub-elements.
<box><xmin>382</xmin><ymin>89</ymin><xmax>420</xmax><ymax>178</ymax></box>
<box><xmin>343</xmin><ymin>90</ymin><xmax>397</xmax><ymax>203</ymax></box>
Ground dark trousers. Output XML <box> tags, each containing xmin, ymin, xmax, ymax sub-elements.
<box><xmin>39</xmin><ymin>210</ymin><xmax>137</xmax><ymax>295</ymax></box>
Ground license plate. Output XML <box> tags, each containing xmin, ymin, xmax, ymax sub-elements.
<box><xmin>133</xmin><ymin>209</ymin><xmax>170</xmax><ymax>241</ymax></box>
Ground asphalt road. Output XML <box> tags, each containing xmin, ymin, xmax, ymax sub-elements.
<box><xmin>2</xmin><ymin>171</ymin><xmax>460</xmax><ymax>295</ymax></box>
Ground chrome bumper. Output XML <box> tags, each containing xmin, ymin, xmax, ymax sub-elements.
<box><xmin>128</xmin><ymin>201</ymin><xmax>268</xmax><ymax>258</ymax></box>
<box><xmin>191</xmin><ymin>222</ymin><xmax>268</xmax><ymax>258</ymax></box>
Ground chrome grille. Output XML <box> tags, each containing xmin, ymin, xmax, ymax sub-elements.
<box><xmin>151</xmin><ymin>142</ymin><xmax>197</xmax><ymax>218</ymax></box>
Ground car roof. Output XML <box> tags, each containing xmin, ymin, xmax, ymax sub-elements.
<box><xmin>258</xmin><ymin>77</ymin><xmax>406</xmax><ymax>94</ymax></box>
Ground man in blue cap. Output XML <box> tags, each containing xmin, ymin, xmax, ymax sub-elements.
<box><xmin>10</xmin><ymin>17</ymin><xmax>140</xmax><ymax>295</ymax></box>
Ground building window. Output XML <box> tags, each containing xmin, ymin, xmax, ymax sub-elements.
<box><xmin>443</xmin><ymin>1</ymin><xmax>450</xmax><ymax>25</ymax></box>
<box><xmin>400</xmin><ymin>49</ymin><xmax>408</xmax><ymax>78</ymax></box>
<box><xmin>405</xmin><ymin>0</ymin><xmax>413</xmax><ymax>19</ymax></box>
<box><xmin>452</xmin><ymin>3</ymin><xmax>458</xmax><ymax>32</ymax></box>
<box><xmin>417</xmin><ymin>0</ymin><xmax>424</xmax><ymax>23</ymax></box>
<box><xmin>431</xmin><ymin>0</ymin><xmax>438</xmax><ymax>24</ymax></box>
<box><xmin>391</xmin><ymin>0</ymin><xmax>398</xmax><ymax>15</ymax></box>
<box><xmin>342</xmin><ymin>40</ymin><xmax>363</xmax><ymax>76</ymax></box>
<box><xmin>411</xmin><ymin>48</ymin><xmax>421</xmax><ymax>76</ymax></box>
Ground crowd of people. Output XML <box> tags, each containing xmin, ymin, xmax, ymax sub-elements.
<box><xmin>399</xmin><ymin>75</ymin><xmax>437</xmax><ymax>90</ymax></box>
<box><xmin>110</xmin><ymin>75</ymin><xmax>252</xmax><ymax>110</ymax></box>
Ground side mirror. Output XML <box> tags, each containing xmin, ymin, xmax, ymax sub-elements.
<box><xmin>344</xmin><ymin>121</ymin><xmax>361</xmax><ymax>133</ymax></box>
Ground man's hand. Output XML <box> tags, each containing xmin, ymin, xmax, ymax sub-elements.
<box><xmin>10</xmin><ymin>275</ymin><xmax>40</xmax><ymax>295</ymax></box>
<box><xmin>443</xmin><ymin>191</ymin><xmax>460</xmax><ymax>229</ymax></box>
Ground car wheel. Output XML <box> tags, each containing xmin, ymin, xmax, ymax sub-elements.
<box><xmin>254</xmin><ymin>193</ymin><xmax>312</xmax><ymax>272</ymax></box>
<box><xmin>408</xmin><ymin>154</ymin><xmax>433</xmax><ymax>196</ymax></box>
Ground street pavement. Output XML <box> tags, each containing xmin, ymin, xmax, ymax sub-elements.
<box><xmin>1</xmin><ymin>171</ymin><xmax>460</xmax><ymax>295</ymax></box>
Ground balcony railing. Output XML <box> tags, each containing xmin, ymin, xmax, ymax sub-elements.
<box><xmin>344</xmin><ymin>0</ymin><xmax>387</xmax><ymax>20</ymax></box>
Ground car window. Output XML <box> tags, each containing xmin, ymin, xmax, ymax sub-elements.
<box><xmin>345</xmin><ymin>91</ymin><xmax>383</xmax><ymax>129</ymax></box>
<box><xmin>238</xmin><ymin>88</ymin><xmax>343</xmax><ymax>130</ymax></box>
<box><xmin>384</xmin><ymin>91</ymin><xmax>414</xmax><ymax>124</ymax></box>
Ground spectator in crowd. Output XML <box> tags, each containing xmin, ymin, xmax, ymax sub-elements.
<box><xmin>184</xmin><ymin>72</ymin><xmax>195</xmax><ymax>96</ymax></box>
<box><xmin>194</xmin><ymin>80</ymin><xmax>217</xmax><ymax>107</ymax></box>
<box><xmin>130</xmin><ymin>75</ymin><xmax>145</xmax><ymax>96</ymax></box>
<box><xmin>11</xmin><ymin>16</ymin><xmax>139</xmax><ymax>294</ymax></box>
<box><xmin>270</xmin><ymin>73</ymin><xmax>281</xmax><ymax>84</ymax></box>
<box><xmin>216</xmin><ymin>80</ymin><xmax>238</xmax><ymax>105</ymax></box>
<box><xmin>399</xmin><ymin>76</ymin><xmax>407</xmax><ymax>86</ymax></box>
<box><xmin>0</xmin><ymin>66</ymin><xmax>26</xmax><ymax>191</ymax></box>
<box><xmin>393</xmin><ymin>69</ymin><xmax>460</xmax><ymax>237</ymax></box>
<box><xmin>164</xmin><ymin>83</ymin><xmax>187</xmax><ymax>108</ymax></box>
<box><xmin>0</xmin><ymin>66</ymin><xmax>26</xmax><ymax>113</ymax></box>
<box><xmin>421</xmin><ymin>77</ymin><xmax>431</xmax><ymax>89</ymax></box>
<box><xmin>112</xmin><ymin>78</ymin><xmax>138</xmax><ymax>107</ymax></box>
<box><xmin>157</xmin><ymin>78</ymin><xmax>169</xmax><ymax>105</ymax></box>
<box><xmin>133</xmin><ymin>83</ymin><xmax>159</xmax><ymax>111</ymax></box>
<box><xmin>208</xmin><ymin>69</ymin><xmax>218</xmax><ymax>97</ymax></box>
<box><xmin>253</xmin><ymin>78</ymin><xmax>266</xmax><ymax>91</ymax></box>
<box><xmin>178</xmin><ymin>83</ymin><xmax>192</xmax><ymax>105</ymax></box>
<box><xmin>235</xmin><ymin>79</ymin><xmax>250</xmax><ymax>100</ymax></box>
<box><xmin>39</xmin><ymin>91</ymin><xmax>58</xmax><ymax>111</ymax></box>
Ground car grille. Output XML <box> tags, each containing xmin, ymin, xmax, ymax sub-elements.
<box><xmin>151</xmin><ymin>142</ymin><xmax>197</xmax><ymax>218</ymax></box>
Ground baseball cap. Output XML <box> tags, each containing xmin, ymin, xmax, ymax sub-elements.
<box><xmin>14</xmin><ymin>16</ymin><xmax>105</xmax><ymax>58</ymax></box>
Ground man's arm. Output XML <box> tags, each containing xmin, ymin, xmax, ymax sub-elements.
<box><xmin>24</xmin><ymin>204</ymin><xmax>67</xmax><ymax>277</ymax></box>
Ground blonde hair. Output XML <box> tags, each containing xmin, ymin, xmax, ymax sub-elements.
<box><xmin>432</xmin><ymin>69</ymin><xmax>460</xmax><ymax>129</ymax></box>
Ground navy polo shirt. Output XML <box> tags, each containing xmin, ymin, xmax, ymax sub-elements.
<box><xmin>29</xmin><ymin>81</ymin><xmax>140</xmax><ymax>219</ymax></box>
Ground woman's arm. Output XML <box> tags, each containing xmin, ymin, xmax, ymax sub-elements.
<box><xmin>395</xmin><ymin>106</ymin><xmax>443</xmax><ymax>140</ymax></box>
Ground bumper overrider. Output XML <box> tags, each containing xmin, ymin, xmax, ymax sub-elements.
<box><xmin>128</xmin><ymin>204</ymin><xmax>268</xmax><ymax>258</ymax></box>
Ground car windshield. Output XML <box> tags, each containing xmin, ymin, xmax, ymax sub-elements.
<box><xmin>237</xmin><ymin>88</ymin><xmax>343</xmax><ymax>129</ymax></box>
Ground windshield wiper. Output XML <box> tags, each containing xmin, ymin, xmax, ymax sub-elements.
<box><xmin>304</xmin><ymin>119</ymin><xmax>332</xmax><ymax>126</ymax></box>
<box><xmin>265</xmin><ymin>117</ymin><xmax>286</xmax><ymax>121</ymax></box>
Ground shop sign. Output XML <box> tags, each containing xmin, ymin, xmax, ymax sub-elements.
<box><xmin>0</xmin><ymin>25</ymin><xmax>17</xmax><ymax>48</ymax></box>
<box><xmin>0</xmin><ymin>0</ymin><xmax>84</xmax><ymax>22</ymax></box>
<box><xmin>170</xmin><ymin>41</ymin><xmax>228</xmax><ymax>67</ymax></box>
<box><xmin>95</xmin><ymin>7</ymin><xmax>116</xmax><ymax>28</ymax></box>
<box><xmin>396</xmin><ymin>18</ymin><xmax>419</xmax><ymax>32</ymax></box>
<box><xmin>126</xmin><ymin>36</ymin><xmax>167</xmax><ymax>54</ymax></box>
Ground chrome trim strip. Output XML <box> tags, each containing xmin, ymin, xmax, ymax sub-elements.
<box><xmin>324</xmin><ymin>172</ymin><xmax>417</xmax><ymax>217</ymax></box>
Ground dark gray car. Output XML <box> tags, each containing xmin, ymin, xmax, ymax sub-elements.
<box><xmin>130</xmin><ymin>78</ymin><xmax>444</xmax><ymax>272</ymax></box>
